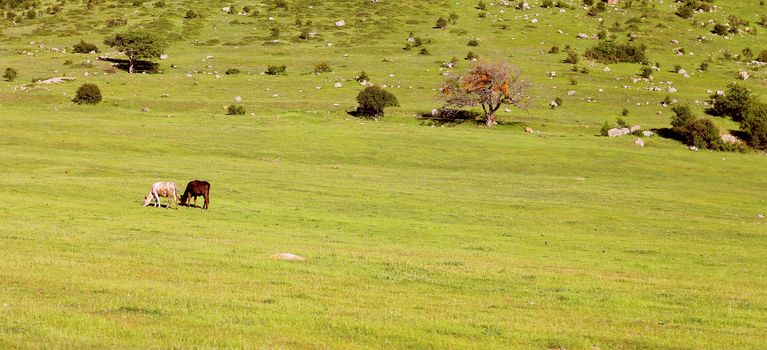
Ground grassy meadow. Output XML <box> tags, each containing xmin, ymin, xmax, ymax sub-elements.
<box><xmin>1</xmin><ymin>0</ymin><xmax>767</xmax><ymax>348</ymax></box>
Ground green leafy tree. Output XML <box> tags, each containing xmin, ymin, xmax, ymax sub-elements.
<box><xmin>355</xmin><ymin>85</ymin><xmax>399</xmax><ymax>118</ymax></box>
<box><xmin>104</xmin><ymin>30</ymin><xmax>166</xmax><ymax>74</ymax></box>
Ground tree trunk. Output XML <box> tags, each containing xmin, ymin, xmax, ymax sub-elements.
<box><xmin>128</xmin><ymin>60</ymin><xmax>134</xmax><ymax>74</ymax></box>
<box><xmin>485</xmin><ymin>113</ymin><xmax>497</xmax><ymax>127</ymax></box>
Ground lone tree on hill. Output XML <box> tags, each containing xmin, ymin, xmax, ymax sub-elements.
<box><xmin>104</xmin><ymin>30</ymin><xmax>166</xmax><ymax>74</ymax></box>
<box><xmin>440</xmin><ymin>62</ymin><xmax>531</xmax><ymax>126</ymax></box>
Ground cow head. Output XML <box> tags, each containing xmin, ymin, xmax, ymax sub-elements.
<box><xmin>143</xmin><ymin>195</ymin><xmax>152</xmax><ymax>206</ymax></box>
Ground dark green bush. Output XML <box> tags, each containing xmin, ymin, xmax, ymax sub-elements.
<box><xmin>225</xmin><ymin>68</ymin><xmax>241</xmax><ymax>75</ymax></box>
<box><xmin>354</xmin><ymin>85</ymin><xmax>399</xmax><ymax>118</ymax></box>
<box><xmin>563</xmin><ymin>51</ymin><xmax>579</xmax><ymax>64</ymax></box>
<box><xmin>712</xmin><ymin>23</ymin><xmax>728</xmax><ymax>35</ymax></box>
<box><xmin>741</xmin><ymin>103</ymin><xmax>767</xmax><ymax>150</ymax></box>
<box><xmin>226</xmin><ymin>104</ymin><xmax>246</xmax><ymax>115</ymax></box>
<box><xmin>184</xmin><ymin>9</ymin><xmax>200</xmax><ymax>19</ymax></box>
<box><xmin>639</xmin><ymin>66</ymin><xmax>653</xmax><ymax>78</ymax></box>
<box><xmin>706</xmin><ymin>84</ymin><xmax>757</xmax><ymax>122</ymax></box>
<box><xmin>3</xmin><ymin>67</ymin><xmax>18</xmax><ymax>82</ymax></box>
<box><xmin>467</xmin><ymin>39</ymin><xmax>479</xmax><ymax>47</ymax></box>
<box><xmin>72</xmin><ymin>40</ymin><xmax>99</xmax><ymax>54</ymax></box>
<box><xmin>355</xmin><ymin>71</ymin><xmax>370</xmax><ymax>82</ymax></box>
<box><xmin>584</xmin><ymin>41</ymin><xmax>648</xmax><ymax>64</ymax></box>
<box><xmin>672</xmin><ymin>104</ymin><xmax>725</xmax><ymax>150</ymax></box>
<box><xmin>73</xmin><ymin>83</ymin><xmax>102</xmax><ymax>105</ymax></box>
<box><xmin>435</xmin><ymin>17</ymin><xmax>447</xmax><ymax>29</ymax></box>
<box><xmin>265</xmin><ymin>65</ymin><xmax>286</xmax><ymax>75</ymax></box>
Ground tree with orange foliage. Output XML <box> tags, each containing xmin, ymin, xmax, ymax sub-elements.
<box><xmin>440</xmin><ymin>62</ymin><xmax>531</xmax><ymax>126</ymax></box>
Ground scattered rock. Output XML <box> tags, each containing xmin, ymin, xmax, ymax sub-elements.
<box><xmin>270</xmin><ymin>253</ymin><xmax>305</xmax><ymax>261</ymax></box>
<box><xmin>548</xmin><ymin>71</ymin><xmax>556</xmax><ymax>78</ymax></box>
<box><xmin>234</xmin><ymin>96</ymin><xmax>242</xmax><ymax>102</ymax></box>
<box><xmin>141</xmin><ymin>107</ymin><xmax>150</xmax><ymax>112</ymax></box>
<box><xmin>334</xmin><ymin>82</ymin><xmax>342</xmax><ymax>88</ymax></box>
<box><xmin>635</xmin><ymin>138</ymin><xmax>645</xmax><ymax>147</ymax></box>
<box><xmin>758</xmin><ymin>214</ymin><xmax>765</xmax><ymax>218</ymax></box>
<box><xmin>721</xmin><ymin>134</ymin><xmax>742</xmax><ymax>144</ymax></box>
<box><xmin>738</xmin><ymin>71</ymin><xmax>750</xmax><ymax>80</ymax></box>
<box><xmin>689</xmin><ymin>146</ymin><xmax>699</xmax><ymax>152</ymax></box>
<box><xmin>335</xmin><ymin>20</ymin><xmax>345</xmax><ymax>27</ymax></box>
<box><xmin>160</xmin><ymin>54</ymin><xmax>168</xmax><ymax>60</ymax></box>
<box><xmin>630</xmin><ymin>125</ymin><xmax>641</xmax><ymax>133</ymax></box>
<box><xmin>35</xmin><ymin>77</ymin><xmax>75</xmax><ymax>84</ymax></box>
<box><xmin>525</xmin><ymin>127</ymin><xmax>534</xmax><ymax>133</ymax></box>
<box><xmin>642</xmin><ymin>131</ymin><xmax>654</xmax><ymax>137</ymax></box>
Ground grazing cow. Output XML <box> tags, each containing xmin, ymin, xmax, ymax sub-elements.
<box><xmin>180</xmin><ymin>180</ymin><xmax>210</xmax><ymax>210</ymax></box>
<box><xmin>143</xmin><ymin>182</ymin><xmax>178</xmax><ymax>209</ymax></box>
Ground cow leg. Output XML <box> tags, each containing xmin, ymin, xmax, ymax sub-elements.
<box><xmin>194</xmin><ymin>196</ymin><xmax>198</xmax><ymax>208</ymax></box>
<box><xmin>204</xmin><ymin>194</ymin><xmax>209</xmax><ymax>210</ymax></box>
<box><xmin>153</xmin><ymin>191</ymin><xmax>160</xmax><ymax>207</ymax></box>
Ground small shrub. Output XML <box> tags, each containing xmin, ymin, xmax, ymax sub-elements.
<box><xmin>639</xmin><ymin>66</ymin><xmax>653</xmax><ymax>78</ymax></box>
<box><xmin>314</xmin><ymin>62</ymin><xmax>332</xmax><ymax>73</ymax></box>
<box><xmin>477</xmin><ymin>1</ymin><xmax>487</xmax><ymax>10</ymax></box>
<box><xmin>465</xmin><ymin>51</ymin><xmax>478</xmax><ymax>60</ymax></box>
<box><xmin>435</xmin><ymin>17</ymin><xmax>448</xmax><ymax>29</ymax></box>
<box><xmin>72</xmin><ymin>40</ymin><xmax>99</xmax><ymax>54</ymax></box>
<box><xmin>569</xmin><ymin>78</ymin><xmax>578</xmax><ymax>86</ymax></box>
<box><xmin>742</xmin><ymin>48</ymin><xmax>754</xmax><ymax>61</ymax></box>
<box><xmin>554</xmin><ymin>97</ymin><xmax>563</xmax><ymax>107</ymax></box>
<box><xmin>3</xmin><ymin>68</ymin><xmax>18</xmax><ymax>82</ymax></box>
<box><xmin>563</xmin><ymin>51</ymin><xmax>579</xmax><ymax>64</ymax></box>
<box><xmin>712</xmin><ymin>23</ymin><xmax>728</xmax><ymax>35</ymax></box>
<box><xmin>671</xmin><ymin>104</ymin><xmax>695</xmax><ymax>129</ymax></box>
<box><xmin>225</xmin><ymin>68</ymin><xmax>241</xmax><ymax>75</ymax></box>
<box><xmin>265</xmin><ymin>65</ymin><xmax>286</xmax><ymax>75</ymax></box>
<box><xmin>673</xmin><ymin>64</ymin><xmax>682</xmax><ymax>73</ymax></box>
<box><xmin>549</xmin><ymin>46</ymin><xmax>560</xmax><ymax>54</ymax></box>
<box><xmin>599</xmin><ymin>121</ymin><xmax>611</xmax><ymax>136</ymax></box>
<box><xmin>274</xmin><ymin>0</ymin><xmax>289</xmax><ymax>10</ymax></box>
<box><xmin>184</xmin><ymin>9</ymin><xmax>200</xmax><ymax>19</ymax></box>
<box><xmin>106</xmin><ymin>18</ymin><xmax>127</xmax><ymax>27</ymax></box>
<box><xmin>227</xmin><ymin>104</ymin><xmax>246</xmax><ymax>115</ymax></box>
<box><xmin>757</xmin><ymin>50</ymin><xmax>767</xmax><ymax>63</ymax></box>
<box><xmin>270</xmin><ymin>27</ymin><xmax>281</xmax><ymax>38</ymax></box>
<box><xmin>467</xmin><ymin>39</ymin><xmax>479</xmax><ymax>47</ymax></box>
<box><xmin>354</xmin><ymin>85</ymin><xmax>399</xmax><ymax>118</ymax></box>
<box><xmin>616</xmin><ymin>117</ymin><xmax>628</xmax><ymax>128</ymax></box>
<box><xmin>73</xmin><ymin>83</ymin><xmax>102</xmax><ymax>104</ymax></box>
<box><xmin>355</xmin><ymin>71</ymin><xmax>370</xmax><ymax>82</ymax></box>
<box><xmin>621</xmin><ymin>108</ymin><xmax>629</xmax><ymax>116</ymax></box>
<box><xmin>419</xmin><ymin>47</ymin><xmax>430</xmax><ymax>55</ymax></box>
<box><xmin>449</xmin><ymin>12</ymin><xmax>459</xmax><ymax>24</ymax></box>
<box><xmin>699</xmin><ymin>61</ymin><xmax>709</xmax><ymax>71</ymax></box>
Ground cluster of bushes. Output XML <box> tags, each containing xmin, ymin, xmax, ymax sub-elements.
<box><xmin>584</xmin><ymin>41</ymin><xmax>648</xmax><ymax>64</ymax></box>
<box><xmin>670</xmin><ymin>105</ymin><xmax>731</xmax><ymax>150</ymax></box>
<box><xmin>675</xmin><ymin>0</ymin><xmax>714</xmax><ymax>19</ymax></box>
<box><xmin>599</xmin><ymin>117</ymin><xmax>633</xmax><ymax>136</ymax></box>
<box><xmin>541</xmin><ymin>1</ymin><xmax>571</xmax><ymax>9</ymax></box>
<box><xmin>706</xmin><ymin>84</ymin><xmax>767</xmax><ymax>150</ymax></box>
<box><xmin>712</xmin><ymin>15</ymin><xmax>754</xmax><ymax>35</ymax></box>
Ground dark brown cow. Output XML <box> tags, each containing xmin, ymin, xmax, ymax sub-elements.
<box><xmin>180</xmin><ymin>180</ymin><xmax>210</xmax><ymax>209</ymax></box>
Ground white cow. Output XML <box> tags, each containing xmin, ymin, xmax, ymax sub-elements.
<box><xmin>143</xmin><ymin>182</ymin><xmax>178</xmax><ymax>209</ymax></box>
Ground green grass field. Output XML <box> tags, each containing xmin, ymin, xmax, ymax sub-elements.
<box><xmin>1</xmin><ymin>0</ymin><xmax>767</xmax><ymax>348</ymax></box>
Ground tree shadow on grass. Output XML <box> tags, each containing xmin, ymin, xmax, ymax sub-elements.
<box><xmin>97</xmin><ymin>57</ymin><xmax>160</xmax><ymax>74</ymax></box>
